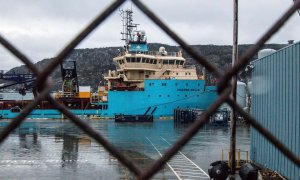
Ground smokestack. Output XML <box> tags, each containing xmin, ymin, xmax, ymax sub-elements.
<box><xmin>288</xmin><ymin>40</ymin><xmax>294</xmax><ymax>44</ymax></box>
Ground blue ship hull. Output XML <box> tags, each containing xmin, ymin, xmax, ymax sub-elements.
<box><xmin>0</xmin><ymin>79</ymin><xmax>217</xmax><ymax>119</ymax></box>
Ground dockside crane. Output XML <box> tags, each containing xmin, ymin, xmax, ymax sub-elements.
<box><xmin>60</xmin><ymin>60</ymin><xmax>79</xmax><ymax>98</ymax></box>
<box><xmin>0</xmin><ymin>72</ymin><xmax>36</xmax><ymax>96</ymax></box>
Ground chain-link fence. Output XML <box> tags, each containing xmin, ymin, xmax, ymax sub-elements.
<box><xmin>0</xmin><ymin>0</ymin><xmax>300</xmax><ymax>179</ymax></box>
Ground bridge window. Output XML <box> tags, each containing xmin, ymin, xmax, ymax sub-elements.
<box><xmin>131</xmin><ymin>58</ymin><xmax>136</xmax><ymax>63</ymax></box>
<box><xmin>163</xmin><ymin>60</ymin><xmax>168</xmax><ymax>64</ymax></box>
<box><xmin>176</xmin><ymin>60</ymin><xmax>180</xmax><ymax>65</ymax></box>
<box><xmin>153</xmin><ymin>59</ymin><xmax>157</xmax><ymax>64</ymax></box>
<box><xmin>146</xmin><ymin>58</ymin><xmax>150</xmax><ymax>63</ymax></box>
<box><xmin>142</xmin><ymin>58</ymin><xmax>146</xmax><ymax>63</ymax></box>
<box><xmin>126</xmin><ymin>57</ymin><xmax>131</xmax><ymax>62</ymax></box>
<box><xmin>136</xmin><ymin>57</ymin><xmax>141</xmax><ymax>62</ymax></box>
<box><xmin>179</xmin><ymin>61</ymin><xmax>184</xmax><ymax>65</ymax></box>
<box><xmin>169</xmin><ymin>60</ymin><xmax>175</xmax><ymax>64</ymax></box>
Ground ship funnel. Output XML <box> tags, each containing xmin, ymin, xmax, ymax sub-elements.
<box><xmin>288</xmin><ymin>40</ymin><xmax>294</xmax><ymax>44</ymax></box>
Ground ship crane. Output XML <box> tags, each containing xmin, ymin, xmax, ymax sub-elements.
<box><xmin>60</xmin><ymin>60</ymin><xmax>79</xmax><ymax>98</ymax></box>
<box><xmin>0</xmin><ymin>72</ymin><xmax>36</xmax><ymax>96</ymax></box>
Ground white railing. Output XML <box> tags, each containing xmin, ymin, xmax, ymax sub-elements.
<box><xmin>117</xmin><ymin>51</ymin><xmax>182</xmax><ymax>57</ymax></box>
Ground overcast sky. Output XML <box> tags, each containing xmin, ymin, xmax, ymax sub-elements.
<box><xmin>0</xmin><ymin>0</ymin><xmax>299</xmax><ymax>70</ymax></box>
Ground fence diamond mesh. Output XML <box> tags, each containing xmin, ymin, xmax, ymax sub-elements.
<box><xmin>0</xmin><ymin>0</ymin><xmax>300</xmax><ymax>179</ymax></box>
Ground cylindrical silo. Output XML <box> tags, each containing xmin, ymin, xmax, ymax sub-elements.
<box><xmin>257</xmin><ymin>49</ymin><xmax>276</xmax><ymax>59</ymax></box>
<box><xmin>236</xmin><ymin>81</ymin><xmax>246</xmax><ymax>108</ymax></box>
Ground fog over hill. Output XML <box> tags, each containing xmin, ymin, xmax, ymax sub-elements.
<box><xmin>5</xmin><ymin>43</ymin><xmax>286</xmax><ymax>91</ymax></box>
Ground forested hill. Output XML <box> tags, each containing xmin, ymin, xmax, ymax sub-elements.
<box><xmin>6</xmin><ymin>43</ymin><xmax>286</xmax><ymax>90</ymax></box>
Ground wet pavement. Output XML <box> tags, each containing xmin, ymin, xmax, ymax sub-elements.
<box><xmin>0</xmin><ymin>119</ymin><xmax>250</xmax><ymax>179</ymax></box>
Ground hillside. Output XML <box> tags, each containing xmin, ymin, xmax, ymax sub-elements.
<box><xmin>5</xmin><ymin>43</ymin><xmax>286</xmax><ymax>91</ymax></box>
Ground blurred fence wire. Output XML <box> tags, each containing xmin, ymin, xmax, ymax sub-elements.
<box><xmin>0</xmin><ymin>0</ymin><xmax>300</xmax><ymax>179</ymax></box>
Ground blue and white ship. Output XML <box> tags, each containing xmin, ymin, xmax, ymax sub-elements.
<box><xmin>0</xmin><ymin>9</ymin><xmax>218</xmax><ymax>119</ymax></box>
<box><xmin>95</xmin><ymin>9</ymin><xmax>218</xmax><ymax>118</ymax></box>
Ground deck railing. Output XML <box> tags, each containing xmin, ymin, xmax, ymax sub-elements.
<box><xmin>0</xmin><ymin>0</ymin><xmax>299</xmax><ymax>179</ymax></box>
<box><xmin>117</xmin><ymin>50</ymin><xmax>182</xmax><ymax>57</ymax></box>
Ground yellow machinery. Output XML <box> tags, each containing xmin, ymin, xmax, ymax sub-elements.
<box><xmin>221</xmin><ymin>149</ymin><xmax>249</xmax><ymax>169</ymax></box>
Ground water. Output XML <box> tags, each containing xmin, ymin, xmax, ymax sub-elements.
<box><xmin>0</xmin><ymin>119</ymin><xmax>250</xmax><ymax>179</ymax></box>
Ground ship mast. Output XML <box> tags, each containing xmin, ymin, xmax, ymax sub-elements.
<box><xmin>120</xmin><ymin>9</ymin><xmax>138</xmax><ymax>46</ymax></box>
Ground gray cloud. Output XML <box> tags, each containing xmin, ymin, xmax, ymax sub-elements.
<box><xmin>0</xmin><ymin>0</ymin><xmax>299</xmax><ymax>70</ymax></box>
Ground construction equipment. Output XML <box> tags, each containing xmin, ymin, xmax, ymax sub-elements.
<box><xmin>60</xmin><ymin>61</ymin><xmax>79</xmax><ymax>97</ymax></box>
<box><xmin>0</xmin><ymin>71</ymin><xmax>36</xmax><ymax>96</ymax></box>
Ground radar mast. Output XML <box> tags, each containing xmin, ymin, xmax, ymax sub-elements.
<box><xmin>120</xmin><ymin>9</ymin><xmax>138</xmax><ymax>46</ymax></box>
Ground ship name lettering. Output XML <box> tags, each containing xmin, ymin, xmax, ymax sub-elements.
<box><xmin>177</xmin><ymin>89</ymin><xmax>200</xmax><ymax>91</ymax></box>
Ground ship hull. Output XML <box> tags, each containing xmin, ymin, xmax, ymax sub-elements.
<box><xmin>0</xmin><ymin>80</ymin><xmax>217</xmax><ymax>119</ymax></box>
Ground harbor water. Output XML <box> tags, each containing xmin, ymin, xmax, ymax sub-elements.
<box><xmin>0</xmin><ymin>119</ymin><xmax>250</xmax><ymax>179</ymax></box>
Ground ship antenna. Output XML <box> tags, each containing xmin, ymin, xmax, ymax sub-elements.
<box><xmin>120</xmin><ymin>8</ymin><xmax>138</xmax><ymax>47</ymax></box>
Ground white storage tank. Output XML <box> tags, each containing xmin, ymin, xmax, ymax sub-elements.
<box><xmin>236</xmin><ymin>81</ymin><xmax>247</xmax><ymax>108</ymax></box>
<box><xmin>258</xmin><ymin>49</ymin><xmax>276</xmax><ymax>59</ymax></box>
<box><xmin>247</xmin><ymin>81</ymin><xmax>252</xmax><ymax>95</ymax></box>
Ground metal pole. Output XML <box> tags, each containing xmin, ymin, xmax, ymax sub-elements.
<box><xmin>230</xmin><ymin>0</ymin><xmax>238</xmax><ymax>176</ymax></box>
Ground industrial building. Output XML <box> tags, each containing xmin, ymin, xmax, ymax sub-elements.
<box><xmin>251</xmin><ymin>42</ymin><xmax>300</xmax><ymax>179</ymax></box>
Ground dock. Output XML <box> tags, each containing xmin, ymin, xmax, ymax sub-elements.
<box><xmin>146</xmin><ymin>137</ymin><xmax>209</xmax><ymax>179</ymax></box>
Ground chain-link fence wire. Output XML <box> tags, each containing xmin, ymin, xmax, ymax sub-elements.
<box><xmin>0</xmin><ymin>0</ymin><xmax>299</xmax><ymax>179</ymax></box>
